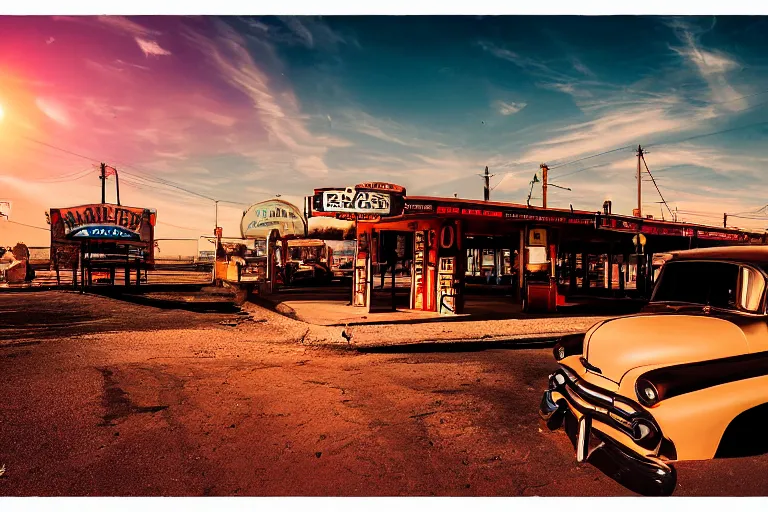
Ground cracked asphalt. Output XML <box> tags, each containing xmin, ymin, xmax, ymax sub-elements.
<box><xmin>1</xmin><ymin>291</ymin><xmax>768</xmax><ymax>496</ymax></box>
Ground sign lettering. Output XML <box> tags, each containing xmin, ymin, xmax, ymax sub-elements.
<box><xmin>50</xmin><ymin>204</ymin><xmax>155</xmax><ymax>242</ymax></box>
<box><xmin>322</xmin><ymin>188</ymin><xmax>391</xmax><ymax>214</ymax></box>
<box><xmin>404</xmin><ymin>203</ymin><xmax>434</xmax><ymax>212</ymax></box>
<box><xmin>355</xmin><ymin>182</ymin><xmax>406</xmax><ymax>194</ymax></box>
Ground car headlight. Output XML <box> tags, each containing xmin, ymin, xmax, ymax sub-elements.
<box><xmin>635</xmin><ymin>378</ymin><xmax>660</xmax><ymax>407</ymax></box>
<box><xmin>553</xmin><ymin>333</ymin><xmax>584</xmax><ymax>361</ymax></box>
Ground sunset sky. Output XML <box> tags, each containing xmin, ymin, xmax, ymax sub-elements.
<box><xmin>2</xmin><ymin>15</ymin><xmax>768</xmax><ymax>250</ymax></box>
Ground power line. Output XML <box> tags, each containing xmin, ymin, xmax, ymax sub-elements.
<box><xmin>548</xmin><ymin>146</ymin><xmax>635</xmax><ymax>170</ymax></box>
<box><xmin>641</xmin><ymin>153</ymin><xmax>674</xmax><ymax>220</ymax></box>
<box><xmin>646</xmin><ymin>119</ymin><xmax>768</xmax><ymax>150</ymax></box>
<box><xmin>18</xmin><ymin>135</ymin><xmax>238</xmax><ymax>204</ymax></box>
<box><xmin>157</xmin><ymin>220</ymin><xmax>204</xmax><ymax>232</ymax></box>
<box><xmin>5</xmin><ymin>220</ymin><xmax>50</xmax><ymax>232</ymax></box>
<box><xmin>30</xmin><ymin>167</ymin><xmax>95</xmax><ymax>183</ymax></box>
<box><xmin>549</xmin><ymin>162</ymin><xmax>611</xmax><ymax>180</ymax></box>
<box><xmin>546</xmin><ymin>98</ymin><xmax>768</xmax><ymax>179</ymax></box>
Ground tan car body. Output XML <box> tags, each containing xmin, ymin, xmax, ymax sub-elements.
<box><xmin>541</xmin><ymin>246</ymin><xmax>768</xmax><ymax>493</ymax></box>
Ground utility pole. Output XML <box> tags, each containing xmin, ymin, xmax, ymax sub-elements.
<box><xmin>724</xmin><ymin>213</ymin><xmax>728</xmax><ymax>228</ymax></box>
<box><xmin>540</xmin><ymin>163</ymin><xmax>549</xmax><ymax>209</ymax></box>
<box><xmin>483</xmin><ymin>166</ymin><xmax>490</xmax><ymax>201</ymax></box>
<box><xmin>100</xmin><ymin>163</ymin><xmax>106</xmax><ymax>204</ymax></box>
<box><xmin>636</xmin><ymin>145</ymin><xmax>643</xmax><ymax>218</ymax></box>
<box><xmin>212</xmin><ymin>200</ymin><xmax>219</xmax><ymax>284</ymax></box>
<box><xmin>115</xmin><ymin>168</ymin><xmax>121</xmax><ymax>206</ymax></box>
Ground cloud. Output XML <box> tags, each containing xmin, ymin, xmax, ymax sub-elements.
<box><xmin>479</xmin><ymin>41</ymin><xmax>572</xmax><ymax>82</ymax></box>
<box><xmin>135</xmin><ymin>38</ymin><xmax>172</xmax><ymax>57</ymax></box>
<box><xmin>519</xmin><ymin>99</ymin><xmax>709</xmax><ymax>165</ymax></box>
<box><xmin>280</xmin><ymin>17</ymin><xmax>315</xmax><ymax>47</ymax></box>
<box><xmin>57</xmin><ymin>16</ymin><xmax>171</xmax><ymax>60</ymax></box>
<box><xmin>35</xmin><ymin>97</ymin><xmax>71</xmax><ymax>127</ymax></box>
<box><xmin>571</xmin><ymin>57</ymin><xmax>594</xmax><ymax>77</ymax></box>
<box><xmin>115</xmin><ymin>59</ymin><xmax>150</xmax><ymax>71</ymax></box>
<box><xmin>496</xmin><ymin>101</ymin><xmax>527</xmax><ymax>116</ymax></box>
<box><xmin>83</xmin><ymin>98</ymin><xmax>133</xmax><ymax>118</ymax></box>
<box><xmin>96</xmin><ymin>15</ymin><xmax>159</xmax><ymax>38</ymax></box>
<box><xmin>182</xmin><ymin>20</ymin><xmax>349</xmax><ymax>179</ymax></box>
<box><xmin>244</xmin><ymin>16</ymin><xmax>351</xmax><ymax>51</ymax></box>
<box><xmin>668</xmin><ymin>19</ymin><xmax>746</xmax><ymax>111</ymax></box>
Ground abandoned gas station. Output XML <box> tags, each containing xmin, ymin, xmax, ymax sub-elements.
<box><xmin>306</xmin><ymin>182</ymin><xmax>768</xmax><ymax>314</ymax></box>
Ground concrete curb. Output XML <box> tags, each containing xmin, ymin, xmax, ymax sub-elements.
<box><xmin>315</xmin><ymin>332</ymin><xmax>573</xmax><ymax>352</ymax></box>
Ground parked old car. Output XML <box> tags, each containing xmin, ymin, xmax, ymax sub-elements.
<box><xmin>540</xmin><ymin>246</ymin><xmax>768</xmax><ymax>495</ymax></box>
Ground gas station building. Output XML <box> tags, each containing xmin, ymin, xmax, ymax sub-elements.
<box><xmin>306</xmin><ymin>182</ymin><xmax>768</xmax><ymax>314</ymax></box>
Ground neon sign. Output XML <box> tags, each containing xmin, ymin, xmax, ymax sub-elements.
<box><xmin>50</xmin><ymin>204</ymin><xmax>155</xmax><ymax>242</ymax></box>
<box><xmin>71</xmin><ymin>226</ymin><xmax>139</xmax><ymax>240</ymax></box>
<box><xmin>322</xmin><ymin>188</ymin><xmax>392</xmax><ymax>214</ymax></box>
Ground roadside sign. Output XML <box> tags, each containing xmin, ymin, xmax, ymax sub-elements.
<box><xmin>214</xmin><ymin>227</ymin><xmax>223</xmax><ymax>238</ymax></box>
<box><xmin>632</xmin><ymin>233</ymin><xmax>647</xmax><ymax>246</ymax></box>
<box><xmin>0</xmin><ymin>200</ymin><xmax>10</xmax><ymax>219</ymax></box>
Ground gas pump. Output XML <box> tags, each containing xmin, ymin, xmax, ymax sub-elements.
<box><xmin>353</xmin><ymin>230</ymin><xmax>370</xmax><ymax>308</ymax></box>
<box><xmin>524</xmin><ymin>227</ymin><xmax>557</xmax><ymax>312</ymax></box>
<box><xmin>437</xmin><ymin>220</ymin><xmax>462</xmax><ymax>315</ymax></box>
<box><xmin>411</xmin><ymin>231</ymin><xmax>427</xmax><ymax>310</ymax></box>
<box><xmin>633</xmin><ymin>233</ymin><xmax>647</xmax><ymax>297</ymax></box>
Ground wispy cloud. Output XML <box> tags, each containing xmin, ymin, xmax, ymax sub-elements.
<box><xmin>183</xmin><ymin>20</ymin><xmax>349</xmax><ymax>178</ymax></box>
<box><xmin>570</xmin><ymin>57</ymin><xmax>594</xmax><ymax>77</ymax></box>
<box><xmin>519</xmin><ymin>98</ymin><xmax>709</xmax><ymax>165</ymax></box>
<box><xmin>96</xmin><ymin>15</ymin><xmax>159</xmax><ymax>38</ymax></box>
<box><xmin>135</xmin><ymin>38</ymin><xmax>172</xmax><ymax>57</ymax></box>
<box><xmin>668</xmin><ymin>18</ymin><xmax>746</xmax><ymax>111</ymax></box>
<box><xmin>479</xmin><ymin>40</ymin><xmax>590</xmax><ymax>98</ymax></box>
<box><xmin>35</xmin><ymin>97</ymin><xmax>71</xmax><ymax>127</ymax></box>
<box><xmin>478</xmin><ymin>41</ymin><xmax>572</xmax><ymax>82</ymax></box>
<box><xmin>496</xmin><ymin>101</ymin><xmax>527</xmax><ymax>116</ymax></box>
<box><xmin>244</xmin><ymin>16</ymin><xmax>352</xmax><ymax>51</ymax></box>
<box><xmin>58</xmin><ymin>16</ymin><xmax>171</xmax><ymax>60</ymax></box>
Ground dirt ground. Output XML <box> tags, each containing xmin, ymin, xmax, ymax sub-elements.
<box><xmin>1</xmin><ymin>291</ymin><xmax>768</xmax><ymax>496</ymax></box>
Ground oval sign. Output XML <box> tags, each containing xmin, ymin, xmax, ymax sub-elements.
<box><xmin>241</xmin><ymin>199</ymin><xmax>307</xmax><ymax>239</ymax></box>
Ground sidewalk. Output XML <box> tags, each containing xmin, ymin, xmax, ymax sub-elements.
<box><xmin>246</xmin><ymin>291</ymin><xmax>616</xmax><ymax>349</ymax></box>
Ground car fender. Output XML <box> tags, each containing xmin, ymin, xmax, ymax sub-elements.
<box><xmin>620</xmin><ymin>366</ymin><xmax>768</xmax><ymax>461</ymax></box>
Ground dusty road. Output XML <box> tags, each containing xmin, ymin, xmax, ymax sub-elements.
<box><xmin>1</xmin><ymin>291</ymin><xmax>768</xmax><ymax>496</ymax></box>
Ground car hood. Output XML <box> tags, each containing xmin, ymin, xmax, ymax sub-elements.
<box><xmin>583</xmin><ymin>313</ymin><xmax>749</xmax><ymax>384</ymax></box>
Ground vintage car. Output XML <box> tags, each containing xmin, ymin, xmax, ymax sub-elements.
<box><xmin>540</xmin><ymin>246</ymin><xmax>768</xmax><ymax>495</ymax></box>
<box><xmin>283</xmin><ymin>239</ymin><xmax>333</xmax><ymax>285</ymax></box>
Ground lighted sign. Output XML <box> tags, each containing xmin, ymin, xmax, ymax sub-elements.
<box><xmin>240</xmin><ymin>199</ymin><xmax>306</xmax><ymax>239</ymax></box>
<box><xmin>404</xmin><ymin>202</ymin><xmax>434</xmax><ymax>213</ymax></box>
<box><xmin>697</xmin><ymin>230</ymin><xmax>745</xmax><ymax>242</ymax></box>
<box><xmin>337</xmin><ymin>212</ymin><xmax>381</xmax><ymax>222</ymax></box>
<box><xmin>71</xmin><ymin>226</ymin><xmax>139</xmax><ymax>240</ymax></box>
<box><xmin>322</xmin><ymin>188</ymin><xmax>392</xmax><ymax>214</ymax></box>
<box><xmin>50</xmin><ymin>204</ymin><xmax>156</xmax><ymax>243</ymax></box>
<box><xmin>355</xmin><ymin>182</ymin><xmax>406</xmax><ymax>194</ymax></box>
<box><xmin>309</xmin><ymin>183</ymin><xmax>406</xmax><ymax>220</ymax></box>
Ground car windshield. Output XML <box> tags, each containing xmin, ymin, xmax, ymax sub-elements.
<box><xmin>652</xmin><ymin>261</ymin><xmax>766</xmax><ymax>312</ymax></box>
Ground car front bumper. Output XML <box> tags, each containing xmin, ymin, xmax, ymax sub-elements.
<box><xmin>540</xmin><ymin>367</ymin><xmax>676</xmax><ymax>493</ymax></box>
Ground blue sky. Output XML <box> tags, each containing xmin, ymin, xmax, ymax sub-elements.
<box><xmin>2</xmin><ymin>15</ymin><xmax>768</xmax><ymax>246</ymax></box>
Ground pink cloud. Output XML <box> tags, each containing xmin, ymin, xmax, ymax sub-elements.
<box><xmin>35</xmin><ymin>97</ymin><xmax>71</xmax><ymax>127</ymax></box>
<box><xmin>135</xmin><ymin>38</ymin><xmax>171</xmax><ymax>57</ymax></box>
